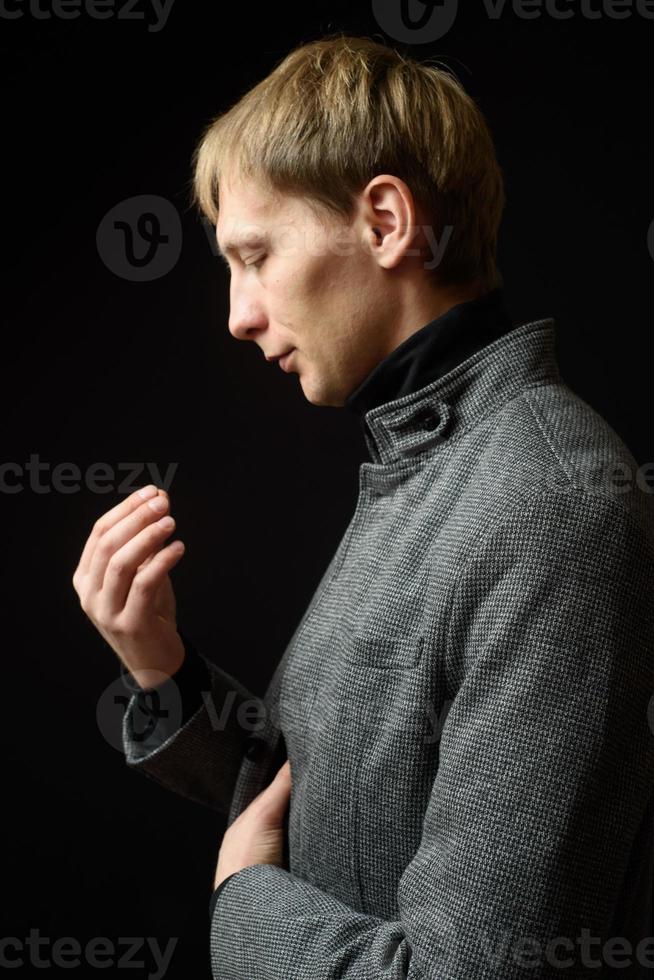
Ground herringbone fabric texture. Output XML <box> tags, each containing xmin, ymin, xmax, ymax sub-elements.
<box><xmin>122</xmin><ymin>317</ymin><xmax>654</xmax><ymax>979</ymax></box>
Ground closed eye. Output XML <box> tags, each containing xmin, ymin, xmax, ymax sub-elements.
<box><xmin>246</xmin><ymin>255</ymin><xmax>266</xmax><ymax>270</ymax></box>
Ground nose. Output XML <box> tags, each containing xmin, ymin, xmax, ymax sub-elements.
<box><xmin>228</xmin><ymin>291</ymin><xmax>268</xmax><ymax>342</ymax></box>
<box><xmin>228</xmin><ymin>317</ymin><xmax>268</xmax><ymax>342</ymax></box>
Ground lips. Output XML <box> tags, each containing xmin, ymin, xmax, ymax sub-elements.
<box><xmin>279</xmin><ymin>350</ymin><xmax>295</xmax><ymax>371</ymax></box>
<box><xmin>266</xmin><ymin>348</ymin><xmax>294</xmax><ymax>362</ymax></box>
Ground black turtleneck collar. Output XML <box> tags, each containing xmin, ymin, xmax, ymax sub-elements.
<box><xmin>344</xmin><ymin>287</ymin><xmax>516</xmax><ymax>418</ymax></box>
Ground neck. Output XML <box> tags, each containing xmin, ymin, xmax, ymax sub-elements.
<box><xmin>379</xmin><ymin>279</ymin><xmax>486</xmax><ymax>360</ymax></box>
<box><xmin>344</xmin><ymin>284</ymin><xmax>513</xmax><ymax>418</ymax></box>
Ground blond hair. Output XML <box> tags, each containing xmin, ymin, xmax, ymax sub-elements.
<box><xmin>190</xmin><ymin>33</ymin><xmax>505</xmax><ymax>291</ymax></box>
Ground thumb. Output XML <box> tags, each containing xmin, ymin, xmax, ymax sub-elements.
<box><xmin>261</xmin><ymin>760</ymin><xmax>292</xmax><ymax>811</ymax></box>
<box><xmin>275</xmin><ymin>759</ymin><xmax>292</xmax><ymax>784</ymax></box>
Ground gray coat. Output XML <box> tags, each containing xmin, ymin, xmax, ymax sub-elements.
<box><xmin>122</xmin><ymin>316</ymin><xmax>654</xmax><ymax>979</ymax></box>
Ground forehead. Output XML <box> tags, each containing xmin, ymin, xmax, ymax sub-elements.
<box><xmin>215</xmin><ymin>171</ymin><xmax>293</xmax><ymax>258</ymax></box>
<box><xmin>216</xmin><ymin>171</ymin><xmax>334</xmax><ymax>264</ymax></box>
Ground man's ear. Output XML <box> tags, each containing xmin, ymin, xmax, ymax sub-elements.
<box><xmin>363</xmin><ymin>175</ymin><xmax>418</xmax><ymax>271</ymax></box>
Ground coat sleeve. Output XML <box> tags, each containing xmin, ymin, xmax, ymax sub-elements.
<box><xmin>121</xmin><ymin>630</ymin><xmax>263</xmax><ymax>815</ymax></box>
<box><xmin>207</xmin><ymin>487</ymin><xmax>654</xmax><ymax>979</ymax></box>
<box><xmin>120</xmin><ymin>630</ymin><xmax>211</xmax><ymax>753</ymax></box>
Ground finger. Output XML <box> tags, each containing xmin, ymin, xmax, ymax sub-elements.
<box><xmin>123</xmin><ymin>540</ymin><xmax>186</xmax><ymax>622</ymax></box>
<box><xmin>135</xmin><ymin>550</ymin><xmax>157</xmax><ymax>574</ymax></box>
<box><xmin>99</xmin><ymin>514</ymin><xmax>180</xmax><ymax>616</ymax></box>
<box><xmin>266</xmin><ymin>761</ymin><xmax>292</xmax><ymax>788</ymax></box>
<box><xmin>75</xmin><ymin>485</ymin><xmax>168</xmax><ymax>581</ymax></box>
<box><xmin>135</xmin><ymin>534</ymin><xmax>169</xmax><ymax>573</ymax></box>
<box><xmin>85</xmin><ymin>492</ymin><xmax>171</xmax><ymax>597</ymax></box>
<box><xmin>256</xmin><ymin>761</ymin><xmax>292</xmax><ymax>821</ymax></box>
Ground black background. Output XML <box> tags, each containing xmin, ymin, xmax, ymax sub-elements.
<box><xmin>2</xmin><ymin>1</ymin><xmax>652</xmax><ymax>976</ymax></box>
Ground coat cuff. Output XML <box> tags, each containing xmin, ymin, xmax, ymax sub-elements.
<box><xmin>208</xmin><ymin>863</ymin><xmax>402</xmax><ymax>980</ymax></box>
<box><xmin>120</xmin><ymin>629</ymin><xmax>212</xmax><ymax>752</ymax></box>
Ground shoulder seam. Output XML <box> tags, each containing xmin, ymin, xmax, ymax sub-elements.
<box><xmin>523</xmin><ymin>386</ymin><xmax>572</xmax><ymax>483</ymax></box>
<box><xmin>431</xmin><ymin>379</ymin><xmax>561</xmax><ymax>460</ymax></box>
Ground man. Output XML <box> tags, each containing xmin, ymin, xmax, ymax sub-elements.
<box><xmin>74</xmin><ymin>34</ymin><xmax>654</xmax><ymax>979</ymax></box>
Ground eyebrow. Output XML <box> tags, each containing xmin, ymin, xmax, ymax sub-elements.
<box><xmin>216</xmin><ymin>231</ymin><xmax>271</xmax><ymax>266</ymax></box>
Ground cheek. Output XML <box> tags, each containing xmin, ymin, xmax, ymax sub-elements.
<box><xmin>275</xmin><ymin>266</ymin><xmax>333</xmax><ymax>338</ymax></box>
<box><xmin>297</xmin><ymin>257</ymin><xmax>334</xmax><ymax>302</ymax></box>
<box><xmin>306</xmin><ymin>239</ymin><xmax>365</xmax><ymax>294</ymax></box>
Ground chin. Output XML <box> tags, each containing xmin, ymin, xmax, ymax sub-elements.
<box><xmin>297</xmin><ymin>370</ymin><xmax>324</xmax><ymax>406</ymax></box>
<box><xmin>300</xmin><ymin>377</ymin><xmax>344</xmax><ymax>408</ymax></box>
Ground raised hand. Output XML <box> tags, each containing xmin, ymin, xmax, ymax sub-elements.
<box><xmin>72</xmin><ymin>485</ymin><xmax>187</xmax><ymax>690</ymax></box>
